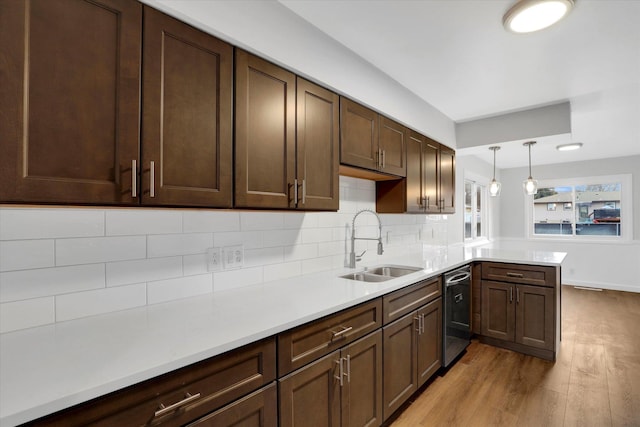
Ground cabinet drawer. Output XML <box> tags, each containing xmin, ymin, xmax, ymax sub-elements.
<box><xmin>278</xmin><ymin>299</ymin><xmax>382</xmax><ymax>375</ymax></box>
<box><xmin>33</xmin><ymin>338</ymin><xmax>276</xmax><ymax>427</ymax></box>
<box><xmin>383</xmin><ymin>277</ymin><xmax>441</xmax><ymax>325</ymax></box>
<box><xmin>482</xmin><ymin>262</ymin><xmax>557</xmax><ymax>287</ymax></box>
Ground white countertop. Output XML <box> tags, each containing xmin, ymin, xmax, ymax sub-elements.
<box><xmin>0</xmin><ymin>246</ymin><xmax>566</xmax><ymax>426</ymax></box>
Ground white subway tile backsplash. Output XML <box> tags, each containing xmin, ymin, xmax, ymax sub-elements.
<box><xmin>301</xmin><ymin>228</ymin><xmax>335</xmax><ymax>244</ymax></box>
<box><xmin>183</xmin><ymin>254</ymin><xmax>208</xmax><ymax>276</ymax></box>
<box><xmin>0</xmin><ymin>297</ymin><xmax>55</xmax><ymax>333</ymax></box>
<box><xmin>0</xmin><ymin>208</ymin><xmax>104</xmax><ymax>240</ymax></box>
<box><xmin>240</xmin><ymin>212</ymin><xmax>284</xmax><ymax>231</ymax></box>
<box><xmin>214</xmin><ymin>231</ymin><xmax>263</xmax><ymax>249</ymax></box>
<box><xmin>301</xmin><ymin>256</ymin><xmax>335</xmax><ymax>274</ymax></box>
<box><xmin>0</xmin><ymin>240</ymin><xmax>54</xmax><ymax>272</ymax></box>
<box><xmin>56</xmin><ymin>284</ymin><xmax>147</xmax><ymax>322</ymax></box>
<box><xmin>147</xmin><ymin>274</ymin><xmax>213</xmax><ymax>305</ymax></box>
<box><xmin>106</xmin><ymin>210</ymin><xmax>182</xmax><ymax>236</ymax></box>
<box><xmin>244</xmin><ymin>247</ymin><xmax>284</xmax><ymax>268</ymax></box>
<box><xmin>318</xmin><ymin>241</ymin><xmax>345</xmax><ymax>257</ymax></box>
<box><xmin>106</xmin><ymin>257</ymin><xmax>183</xmax><ymax>287</ymax></box>
<box><xmin>56</xmin><ymin>236</ymin><xmax>146</xmax><ymax>266</ymax></box>
<box><xmin>183</xmin><ymin>211</ymin><xmax>240</xmax><ymax>233</ymax></box>
<box><xmin>263</xmin><ymin>229</ymin><xmax>301</xmax><ymax>247</ymax></box>
<box><xmin>284</xmin><ymin>243</ymin><xmax>318</xmax><ymax>262</ymax></box>
<box><xmin>263</xmin><ymin>261</ymin><xmax>302</xmax><ymax>282</ymax></box>
<box><xmin>213</xmin><ymin>267</ymin><xmax>263</xmax><ymax>292</ymax></box>
<box><xmin>147</xmin><ymin>233</ymin><xmax>213</xmax><ymax>258</ymax></box>
<box><xmin>0</xmin><ymin>264</ymin><xmax>105</xmax><ymax>302</ymax></box>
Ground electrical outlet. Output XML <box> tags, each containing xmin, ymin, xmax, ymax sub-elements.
<box><xmin>206</xmin><ymin>247</ymin><xmax>222</xmax><ymax>272</ymax></box>
<box><xmin>223</xmin><ymin>245</ymin><xmax>244</xmax><ymax>269</ymax></box>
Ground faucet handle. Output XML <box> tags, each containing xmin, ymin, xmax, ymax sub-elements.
<box><xmin>356</xmin><ymin>250</ymin><xmax>366</xmax><ymax>262</ymax></box>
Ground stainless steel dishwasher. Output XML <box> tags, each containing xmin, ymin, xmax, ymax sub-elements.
<box><xmin>443</xmin><ymin>265</ymin><xmax>471</xmax><ymax>367</ymax></box>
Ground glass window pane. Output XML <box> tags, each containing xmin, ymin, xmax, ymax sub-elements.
<box><xmin>575</xmin><ymin>183</ymin><xmax>621</xmax><ymax>236</ymax></box>
<box><xmin>464</xmin><ymin>181</ymin><xmax>472</xmax><ymax>239</ymax></box>
<box><xmin>533</xmin><ymin>186</ymin><xmax>573</xmax><ymax>235</ymax></box>
<box><xmin>476</xmin><ymin>185</ymin><xmax>483</xmax><ymax>237</ymax></box>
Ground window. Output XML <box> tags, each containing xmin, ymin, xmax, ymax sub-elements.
<box><xmin>528</xmin><ymin>175</ymin><xmax>632</xmax><ymax>240</ymax></box>
<box><xmin>464</xmin><ymin>179</ymin><xmax>486</xmax><ymax>241</ymax></box>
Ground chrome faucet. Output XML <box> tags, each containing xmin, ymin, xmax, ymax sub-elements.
<box><xmin>349</xmin><ymin>209</ymin><xmax>384</xmax><ymax>268</ymax></box>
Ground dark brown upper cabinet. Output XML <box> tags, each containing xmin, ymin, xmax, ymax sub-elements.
<box><xmin>235</xmin><ymin>51</ymin><xmax>339</xmax><ymax>210</ymax></box>
<box><xmin>141</xmin><ymin>6</ymin><xmax>233</xmax><ymax>207</ymax></box>
<box><xmin>296</xmin><ymin>78</ymin><xmax>340</xmax><ymax>210</ymax></box>
<box><xmin>235</xmin><ymin>50</ymin><xmax>296</xmax><ymax>209</ymax></box>
<box><xmin>0</xmin><ymin>0</ymin><xmax>141</xmax><ymax>204</ymax></box>
<box><xmin>376</xmin><ymin>131</ymin><xmax>455</xmax><ymax>214</ymax></box>
<box><xmin>340</xmin><ymin>97</ymin><xmax>407</xmax><ymax>178</ymax></box>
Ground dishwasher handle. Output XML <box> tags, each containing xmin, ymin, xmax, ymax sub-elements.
<box><xmin>446</xmin><ymin>272</ymin><xmax>471</xmax><ymax>286</ymax></box>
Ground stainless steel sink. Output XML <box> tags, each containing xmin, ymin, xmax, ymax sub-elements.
<box><xmin>340</xmin><ymin>272</ymin><xmax>392</xmax><ymax>282</ymax></box>
<box><xmin>365</xmin><ymin>265</ymin><xmax>422</xmax><ymax>277</ymax></box>
<box><xmin>340</xmin><ymin>265</ymin><xmax>422</xmax><ymax>282</ymax></box>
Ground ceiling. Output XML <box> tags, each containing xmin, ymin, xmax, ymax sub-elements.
<box><xmin>278</xmin><ymin>0</ymin><xmax>640</xmax><ymax>168</ymax></box>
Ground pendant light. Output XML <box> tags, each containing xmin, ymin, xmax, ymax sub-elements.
<box><xmin>522</xmin><ymin>141</ymin><xmax>538</xmax><ymax>196</ymax></box>
<box><xmin>488</xmin><ymin>146</ymin><xmax>501</xmax><ymax>197</ymax></box>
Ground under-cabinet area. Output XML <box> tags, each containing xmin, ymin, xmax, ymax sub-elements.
<box><xmin>7</xmin><ymin>251</ymin><xmax>563</xmax><ymax>427</ymax></box>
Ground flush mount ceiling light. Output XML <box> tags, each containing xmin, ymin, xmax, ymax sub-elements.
<box><xmin>556</xmin><ymin>142</ymin><xmax>583</xmax><ymax>151</ymax></box>
<box><xmin>503</xmin><ymin>0</ymin><xmax>575</xmax><ymax>33</ymax></box>
<box><xmin>488</xmin><ymin>146</ymin><xmax>502</xmax><ymax>197</ymax></box>
<box><xmin>522</xmin><ymin>141</ymin><xmax>538</xmax><ymax>196</ymax></box>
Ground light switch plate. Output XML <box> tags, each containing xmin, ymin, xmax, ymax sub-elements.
<box><xmin>223</xmin><ymin>245</ymin><xmax>244</xmax><ymax>269</ymax></box>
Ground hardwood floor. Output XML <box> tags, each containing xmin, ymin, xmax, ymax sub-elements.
<box><xmin>390</xmin><ymin>286</ymin><xmax>640</xmax><ymax>427</ymax></box>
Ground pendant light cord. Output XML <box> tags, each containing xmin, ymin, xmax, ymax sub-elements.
<box><xmin>493</xmin><ymin>149</ymin><xmax>497</xmax><ymax>180</ymax></box>
<box><xmin>527</xmin><ymin>143</ymin><xmax>533</xmax><ymax>178</ymax></box>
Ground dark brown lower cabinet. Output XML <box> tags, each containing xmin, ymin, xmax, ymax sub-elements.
<box><xmin>186</xmin><ymin>382</ymin><xmax>277</xmax><ymax>427</ymax></box>
<box><xmin>481</xmin><ymin>280</ymin><xmax>555</xmax><ymax>357</ymax></box>
<box><xmin>279</xmin><ymin>330</ymin><xmax>383</xmax><ymax>427</ymax></box>
<box><xmin>382</xmin><ymin>298</ymin><xmax>442</xmax><ymax>421</ymax></box>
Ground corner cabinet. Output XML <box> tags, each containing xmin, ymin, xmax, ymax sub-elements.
<box><xmin>340</xmin><ymin>98</ymin><xmax>406</xmax><ymax>178</ymax></box>
<box><xmin>480</xmin><ymin>262</ymin><xmax>560</xmax><ymax>361</ymax></box>
<box><xmin>235</xmin><ymin>51</ymin><xmax>339</xmax><ymax>210</ymax></box>
<box><xmin>0</xmin><ymin>0</ymin><xmax>142</xmax><ymax>204</ymax></box>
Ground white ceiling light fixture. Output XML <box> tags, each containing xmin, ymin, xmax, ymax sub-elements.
<box><xmin>488</xmin><ymin>146</ymin><xmax>502</xmax><ymax>197</ymax></box>
<box><xmin>523</xmin><ymin>141</ymin><xmax>538</xmax><ymax>196</ymax></box>
<box><xmin>556</xmin><ymin>142</ymin><xmax>583</xmax><ymax>151</ymax></box>
<box><xmin>503</xmin><ymin>0</ymin><xmax>575</xmax><ymax>34</ymax></box>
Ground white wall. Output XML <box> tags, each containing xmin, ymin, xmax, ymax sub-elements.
<box><xmin>496</xmin><ymin>155</ymin><xmax>640</xmax><ymax>292</ymax></box>
<box><xmin>0</xmin><ymin>177</ymin><xmax>448</xmax><ymax>334</ymax></box>
<box><xmin>142</xmin><ymin>0</ymin><xmax>456</xmax><ymax>146</ymax></box>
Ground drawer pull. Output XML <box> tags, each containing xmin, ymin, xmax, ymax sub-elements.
<box><xmin>154</xmin><ymin>392</ymin><xmax>201</xmax><ymax>418</ymax></box>
<box><xmin>506</xmin><ymin>272</ymin><xmax>524</xmax><ymax>278</ymax></box>
<box><xmin>331</xmin><ymin>326</ymin><xmax>353</xmax><ymax>340</ymax></box>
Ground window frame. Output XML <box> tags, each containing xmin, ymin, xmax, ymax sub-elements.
<box><xmin>524</xmin><ymin>174</ymin><xmax>633</xmax><ymax>242</ymax></box>
<box><xmin>464</xmin><ymin>173</ymin><xmax>489</xmax><ymax>244</ymax></box>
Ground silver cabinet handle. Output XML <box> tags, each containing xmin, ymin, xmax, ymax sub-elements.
<box><xmin>302</xmin><ymin>178</ymin><xmax>306</xmax><ymax>205</ymax></box>
<box><xmin>414</xmin><ymin>315</ymin><xmax>420</xmax><ymax>332</ymax></box>
<box><xmin>131</xmin><ymin>160</ymin><xmax>137</xmax><ymax>198</ymax></box>
<box><xmin>510</xmin><ymin>286</ymin><xmax>513</xmax><ymax>303</ymax></box>
<box><xmin>293</xmin><ymin>179</ymin><xmax>298</xmax><ymax>204</ymax></box>
<box><xmin>150</xmin><ymin>161</ymin><xmax>155</xmax><ymax>198</ymax></box>
<box><xmin>382</xmin><ymin>150</ymin><xmax>386</xmax><ymax>169</ymax></box>
<box><xmin>516</xmin><ymin>287</ymin><xmax>520</xmax><ymax>304</ymax></box>
<box><xmin>331</xmin><ymin>326</ymin><xmax>353</xmax><ymax>340</ymax></box>
<box><xmin>345</xmin><ymin>354</ymin><xmax>351</xmax><ymax>383</ymax></box>
<box><xmin>506</xmin><ymin>272</ymin><xmax>524</xmax><ymax>278</ymax></box>
<box><xmin>154</xmin><ymin>392</ymin><xmax>201</xmax><ymax>418</ymax></box>
<box><xmin>334</xmin><ymin>358</ymin><xmax>344</xmax><ymax>387</ymax></box>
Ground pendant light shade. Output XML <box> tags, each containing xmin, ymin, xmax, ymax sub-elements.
<box><xmin>488</xmin><ymin>146</ymin><xmax>501</xmax><ymax>197</ymax></box>
<box><xmin>522</xmin><ymin>141</ymin><xmax>538</xmax><ymax>196</ymax></box>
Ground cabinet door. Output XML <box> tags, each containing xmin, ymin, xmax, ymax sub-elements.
<box><xmin>515</xmin><ymin>285</ymin><xmax>555</xmax><ymax>351</ymax></box>
<box><xmin>422</xmin><ymin>140</ymin><xmax>440</xmax><ymax>213</ymax></box>
<box><xmin>279</xmin><ymin>351</ymin><xmax>341</xmax><ymax>427</ymax></box>
<box><xmin>405</xmin><ymin>131</ymin><xmax>424</xmax><ymax>213</ymax></box>
<box><xmin>186</xmin><ymin>383</ymin><xmax>277</xmax><ymax>427</ymax></box>
<box><xmin>378</xmin><ymin>117</ymin><xmax>406</xmax><ymax>177</ymax></box>
<box><xmin>235</xmin><ymin>50</ymin><xmax>296</xmax><ymax>208</ymax></box>
<box><xmin>296</xmin><ymin>78</ymin><xmax>339</xmax><ymax>211</ymax></box>
<box><xmin>142</xmin><ymin>7</ymin><xmax>233</xmax><ymax>207</ymax></box>
<box><xmin>439</xmin><ymin>146</ymin><xmax>456</xmax><ymax>214</ymax></box>
<box><xmin>417</xmin><ymin>298</ymin><xmax>442</xmax><ymax>387</ymax></box>
<box><xmin>481</xmin><ymin>281</ymin><xmax>515</xmax><ymax>342</ymax></box>
<box><xmin>342</xmin><ymin>331</ymin><xmax>383</xmax><ymax>427</ymax></box>
<box><xmin>0</xmin><ymin>0</ymin><xmax>141</xmax><ymax>204</ymax></box>
<box><xmin>382</xmin><ymin>313</ymin><xmax>418</xmax><ymax>421</ymax></box>
<box><xmin>340</xmin><ymin>98</ymin><xmax>379</xmax><ymax>171</ymax></box>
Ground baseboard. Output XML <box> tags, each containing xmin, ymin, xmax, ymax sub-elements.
<box><xmin>562</xmin><ymin>281</ymin><xmax>640</xmax><ymax>294</ymax></box>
